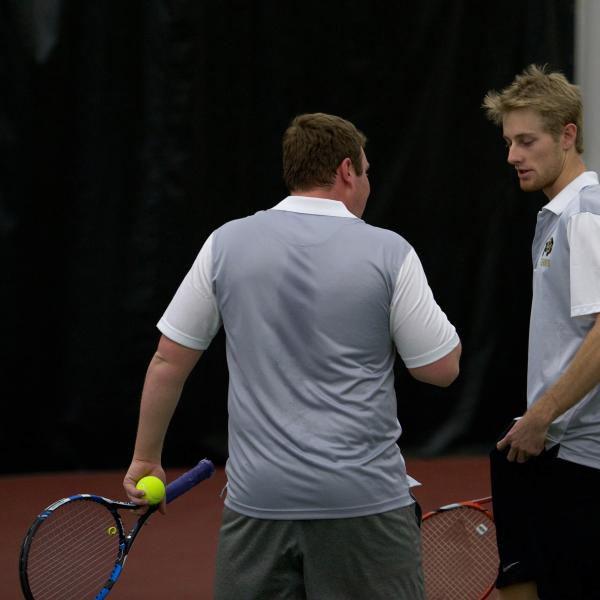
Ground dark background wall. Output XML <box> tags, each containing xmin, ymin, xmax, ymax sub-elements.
<box><xmin>1</xmin><ymin>0</ymin><xmax>575</xmax><ymax>473</ymax></box>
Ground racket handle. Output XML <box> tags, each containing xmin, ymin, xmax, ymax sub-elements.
<box><xmin>166</xmin><ymin>458</ymin><xmax>215</xmax><ymax>503</ymax></box>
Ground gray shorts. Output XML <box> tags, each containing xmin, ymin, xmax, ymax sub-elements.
<box><xmin>214</xmin><ymin>504</ymin><xmax>424</xmax><ymax>600</ymax></box>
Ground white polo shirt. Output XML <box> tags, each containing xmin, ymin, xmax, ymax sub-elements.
<box><xmin>159</xmin><ymin>197</ymin><xmax>458</xmax><ymax>367</ymax></box>
<box><xmin>528</xmin><ymin>172</ymin><xmax>600</xmax><ymax>468</ymax></box>
<box><xmin>158</xmin><ymin>196</ymin><xmax>459</xmax><ymax>518</ymax></box>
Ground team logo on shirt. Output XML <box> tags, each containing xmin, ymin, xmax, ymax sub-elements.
<box><xmin>540</xmin><ymin>237</ymin><xmax>553</xmax><ymax>268</ymax></box>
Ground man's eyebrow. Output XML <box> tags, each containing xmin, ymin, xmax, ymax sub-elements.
<box><xmin>502</xmin><ymin>132</ymin><xmax>537</xmax><ymax>144</ymax></box>
<box><xmin>504</xmin><ymin>132</ymin><xmax>537</xmax><ymax>140</ymax></box>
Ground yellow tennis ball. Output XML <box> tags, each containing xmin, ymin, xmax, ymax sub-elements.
<box><xmin>135</xmin><ymin>475</ymin><xmax>166</xmax><ymax>505</ymax></box>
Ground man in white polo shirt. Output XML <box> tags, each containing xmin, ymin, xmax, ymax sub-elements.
<box><xmin>483</xmin><ymin>65</ymin><xmax>600</xmax><ymax>599</ymax></box>
<box><xmin>122</xmin><ymin>112</ymin><xmax>461</xmax><ymax>599</ymax></box>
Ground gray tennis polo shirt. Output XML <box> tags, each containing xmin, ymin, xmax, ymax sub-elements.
<box><xmin>158</xmin><ymin>196</ymin><xmax>459</xmax><ymax>519</ymax></box>
<box><xmin>528</xmin><ymin>171</ymin><xmax>600</xmax><ymax>469</ymax></box>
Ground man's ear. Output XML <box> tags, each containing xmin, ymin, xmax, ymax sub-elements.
<box><xmin>338</xmin><ymin>157</ymin><xmax>354</xmax><ymax>183</ymax></box>
<box><xmin>562</xmin><ymin>123</ymin><xmax>577</xmax><ymax>150</ymax></box>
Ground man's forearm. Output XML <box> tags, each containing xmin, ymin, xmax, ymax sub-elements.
<box><xmin>132</xmin><ymin>355</ymin><xmax>186</xmax><ymax>462</ymax></box>
<box><xmin>132</xmin><ymin>338</ymin><xmax>203</xmax><ymax>462</ymax></box>
<box><xmin>530</xmin><ymin>313</ymin><xmax>600</xmax><ymax>426</ymax></box>
<box><xmin>499</xmin><ymin>314</ymin><xmax>600</xmax><ymax>461</ymax></box>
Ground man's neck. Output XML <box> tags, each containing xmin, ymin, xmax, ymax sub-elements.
<box><xmin>292</xmin><ymin>187</ymin><xmax>339</xmax><ymax>201</ymax></box>
<box><xmin>544</xmin><ymin>154</ymin><xmax>587</xmax><ymax>200</ymax></box>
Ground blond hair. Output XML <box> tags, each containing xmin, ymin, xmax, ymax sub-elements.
<box><xmin>282</xmin><ymin>113</ymin><xmax>367</xmax><ymax>192</ymax></box>
<box><xmin>482</xmin><ymin>64</ymin><xmax>584</xmax><ymax>153</ymax></box>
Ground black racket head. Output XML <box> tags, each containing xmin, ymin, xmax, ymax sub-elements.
<box><xmin>421</xmin><ymin>503</ymin><xmax>498</xmax><ymax>600</ymax></box>
<box><xmin>19</xmin><ymin>460</ymin><xmax>212</xmax><ymax>599</ymax></box>
<box><xmin>19</xmin><ymin>495</ymin><xmax>128</xmax><ymax>600</ymax></box>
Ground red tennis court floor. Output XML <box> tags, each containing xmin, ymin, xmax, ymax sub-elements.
<box><xmin>2</xmin><ymin>455</ymin><xmax>496</xmax><ymax>599</ymax></box>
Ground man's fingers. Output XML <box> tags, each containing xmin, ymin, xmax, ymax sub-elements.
<box><xmin>496</xmin><ymin>435</ymin><xmax>509</xmax><ymax>451</ymax></box>
<box><xmin>506</xmin><ymin>446</ymin><xmax>516</xmax><ymax>462</ymax></box>
<box><xmin>504</xmin><ymin>445</ymin><xmax>536</xmax><ymax>463</ymax></box>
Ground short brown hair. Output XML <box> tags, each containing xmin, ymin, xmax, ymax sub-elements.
<box><xmin>482</xmin><ymin>64</ymin><xmax>584</xmax><ymax>153</ymax></box>
<box><xmin>282</xmin><ymin>113</ymin><xmax>367</xmax><ymax>192</ymax></box>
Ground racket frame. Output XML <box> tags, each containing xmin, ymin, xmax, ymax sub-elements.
<box><xmin>421</xmin><ymin>495</ymin><xmax>496</xmax><ymax>600</ymax></box>
<box><xmin>422</xmin><ymin>495</ymin><xmax>492</xmax><ymax>519</ymax></box>
<box><xmin>19</xmin><ymin>458</ymin><xmax>215</xmax><ymax>600</ymax></box>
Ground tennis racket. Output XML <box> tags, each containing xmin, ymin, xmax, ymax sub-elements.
<box><xmin>19</xmin><ymin>458</ymin><xmax>215</xmax><ymax>600</ymax></box>
<box><xmin>421</xmin><ymin>496</ymin><xmax>497</xmax><ymax>600</ymax></box>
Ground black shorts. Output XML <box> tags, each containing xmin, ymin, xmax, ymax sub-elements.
<box><xmin>490</xmin><ymin>429</ymin><xmax>600</xmax><ymax>599</ymax></box>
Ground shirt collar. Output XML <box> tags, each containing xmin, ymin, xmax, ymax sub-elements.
<box><xmin>543</xmin><ymin>171</ymin><xmax>599</xmax><ymax>215</ymax></box>
<box><xmin>270</xmin><ymin>196</ymin><xmax>358</xmax><ymax>219</ymax></box>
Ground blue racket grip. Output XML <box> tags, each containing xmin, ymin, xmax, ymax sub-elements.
<box><xmin>165</xmin><ymin>458</ymin><xmax>215</xmax><ymax>503</ymax></box>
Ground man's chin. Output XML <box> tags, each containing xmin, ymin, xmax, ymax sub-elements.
<box><xmin>518</xmin><ymin>179</ymin><xmax>541</xmax><ymax>193</ymax></box>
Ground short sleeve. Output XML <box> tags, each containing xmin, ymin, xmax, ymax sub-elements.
<box><xmin>568</xmin><ymin>212</ymin><xmax>600</xmax><ymax>317</ymax></box>
<box><xmin>390</xmin><ymin>248</ymin><xmax>460</xmax><ymax>368</ymax></box>
<box><xmin>157</xmin><ymin>233</ymin><xmax>222</xmax><ymax>349</ymax></box>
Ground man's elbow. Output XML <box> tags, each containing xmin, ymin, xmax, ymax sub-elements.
<box><xmin>408</xmin><ymin>343</ymin><xmax>461</xmax><ymax>387</ymax></box>
<box><xmin>432</xmin><ymin>362</ymin><xmax>460</xmax><ymax>387</ymax></box>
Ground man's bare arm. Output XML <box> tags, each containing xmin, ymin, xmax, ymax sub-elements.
<box><xmin>123</xmin><ymin>335</ymin><xmax>203</xmax><ymax>508</ymax></box>
<box><xmin>498</xmin><ymin>313</ymin><xmax>600</xmax><ymax>462</ymax></box>
<box><xmin>408</xmin><ymin>342</ymin><xmax>462</xmax><ymax>387</ymax></box>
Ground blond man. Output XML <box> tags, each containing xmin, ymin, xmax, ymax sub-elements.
<box><xmin>483</xmin><ymin>65</ymin><xmax>600</xmax><ymax>600</ymax></box>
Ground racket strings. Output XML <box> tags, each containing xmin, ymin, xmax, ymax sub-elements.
<box><xmin>422</xmin><ymin>506</ymin><xmax>498</xmax><ymax>600</ymax></box>
<box><xmin>25</xmin><ymin>499</ymin><xmax>123</xmax><ymax>600</ymax></box>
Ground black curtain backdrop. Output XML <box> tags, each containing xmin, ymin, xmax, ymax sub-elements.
<box><xmin>1</xmin><ymin>0</ymin><xmax>575</xmax><ymax>473</ymax></box>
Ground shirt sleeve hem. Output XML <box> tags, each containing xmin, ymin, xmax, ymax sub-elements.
<box><xmin>402</xmin><ymin>332</ymin><xmax>460</xmax><ymax>368</ymax></box>
<box><xmin>571</xmin><ymin>303</ymin><xmax>600</xmax><ymax>318</ymax></box>
<box><xmin>157</xmin><ymin>318</ymin><xmax>212</xmax><ymax>350</ymax></box>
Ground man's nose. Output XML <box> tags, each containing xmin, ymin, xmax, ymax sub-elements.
<box><xmin>507</xmin><ymin>145</ymin><xmax>520</xmax><ymax>165</ymax></box>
